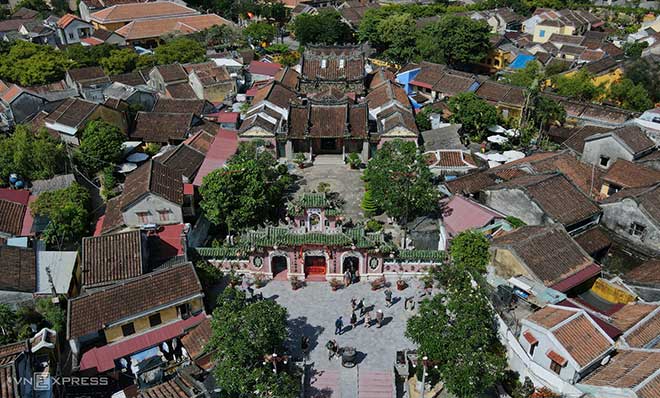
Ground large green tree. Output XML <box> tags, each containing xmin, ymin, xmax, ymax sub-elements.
<box><xmin>154</xmin><ymin>37</ymin><xmax>206</xmax><ymax>65</ymax></box>
<box><xmin>447</xmin><ymin>92</ymin><xmax>499</xmax><ymax>142</ymax></box>
<box><xmin>99</xmin><ymin>48</ymin><xmax>138</xmax><ymax>75</ymax></box>
<box><xmin>74</xmin><ymin>120</ymin><xmax>125</xmax><ymax>176</ymax></box>
<box><xmin>200</xmin><ymin>143</ymin><xmax>291</xmax><ymax>233</ymax></box>
<box><xmin>553</xmin><ymin>69</ymin><xmax>602</xmax><ymax>101</ymax></box>
<box><xmin>0</xmin><ymin>41</ymin><xmax>74</xmax><ymax>85</ymax></box>
<box><xmin>376</xmin><ymin>13</ymin><xmax>418</xmax><ymax>65</ymax></box>
<box><xmin>406</xmin><ymin>264</ymin><xmax>506</xmax><ymax>398</ymax></box>
<box><xmin>449</xmin><ymin>230</ymin><xmax>491</xmax><ymax>275</ymax></box>
<box><xmin>63</xmin><ymin>44</ymin><xmax>116</xmax><ymax>68</ymax></box>
<box><xmin>625</xmin><ymin>58</ymin><xmax>660</xmax><ymax>103</ymax></box>
<box><xmin>292</xmin><ymin>10</ymin><xmax>354</xmax><ymax>45</ymax></box>
<box><xmin>243</xmin><ymin>22</ymin><xmax>277</xmax><ymax>45</ymax></box>
<box><xmin>417</xmin><ymin>15</ymin><xmax>491</xmax><ymax>67</ymax></box>
<box><xmin>608</xmin><ymin>78</ymin><xmax>653</xmax><ymax>112</ymax></box>
<box><xmin>0</xmin><ymin>126</ymin><xmax>66</xmax><ymax>186</ymax></box>
<box><xmin>30</xmin><ymin>183</ymin><xmax>90</xmax><ymax>247</ymax></box>
<box><xmin>209</xmin><ymin>288</ymin><xmax>300</xmax><ymax>398</ymax></box>
<box><xmin>363</xmin><ymin>140</ymin><xmax>439</xmax><ymax>233</ymax></box>
<box><xmin>502</xmin><ymin>61</ymin><xmax>543</xmax><ymax>88</ymax></box>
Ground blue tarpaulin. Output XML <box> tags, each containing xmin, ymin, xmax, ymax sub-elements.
<box><xmin>509</xmin><ymin>54</ymin><xmax>536</xmax><ymax>70</ymax></box>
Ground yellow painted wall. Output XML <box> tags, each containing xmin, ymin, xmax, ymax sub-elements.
<box><xmin>592</xmin><ymin>278</ymin><xmax>636</xmax><ymax>304</ymax></box>
<box><xmin>492</xmin><ymin>248</ymin><xmax>528</xmax><ymax>279</ymax></box>
<box><xmin>483</xmin><ymin>49</ymin><xmax>515</xmax><ymax>72</ymax></box>
<box><xmin>104</xmin><ymin>302</ymin><xmax>193</xmax><ymax>343</ymax></box>
<box><xmin>533</xmin><ymin>24</ymin><xmax>575</xmax><ymax>43</ymax></box>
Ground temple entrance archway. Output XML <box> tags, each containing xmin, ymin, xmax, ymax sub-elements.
<box><xmin>305</xmin><ymin>256</ymin><xmax>327</xmax><ymax>276</ymax></box>
<box><xmin>341</xmin><ymin>251</ymin><xmax>363</xmax><ymax>275</ymax></box>
<box><xmin>271</xmin><ymin>255</ymin><xmax>288</xmax><ymax>278</ymax></box>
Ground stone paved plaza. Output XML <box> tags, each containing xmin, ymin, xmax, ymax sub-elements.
<box><xmin>257</xmin><ymin>278</ymin><xmax>428</xmax><ymax>397</ymax></box>
<box><xmin>292</xmin><ymin>159</ymin><xmax>366</xmax><ymax>222</ymax></box>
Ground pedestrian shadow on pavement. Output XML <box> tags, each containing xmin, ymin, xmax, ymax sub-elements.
<box><xmin>381</xmin><ymin>316</ymin><xmax>394</xmax><ymax>327</ymax></box>
<box><xmin>287</xmin><ymin>316</ymin><xmax>325</xmax><ymax>359</ymax></box>
<box><xmin>306</xmin><ymin>367</ymin><xmax>335</xmax><ymax>398</ymax></box>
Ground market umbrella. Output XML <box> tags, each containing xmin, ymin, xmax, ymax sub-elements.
<box><xmin>487</xmin><ymin>135</ymin><xmax>508</xmax><ymax>144</ymax></box>
<box><xmin>503</xmin><ymin>150</ymin><xmax>526</xmax><ymax>163</ymax></box>
<box><xmin>487</xmin><ymin>125</ymin><xmax>506</xmax><ymax>133</ymax></box>
<box><xmin>117</xmin><ymin>163</ymin><xmax>137</xmax><ymax>173</ymax></box>
<box><xmin>126</xmin><ymin>152</ymin><xmax>149</xmax><ymax>163</ymax></box>
<box><xmin>486</xmin><ymin>153</ymin><xmax>508</xmax><ymax>162</ymax></box>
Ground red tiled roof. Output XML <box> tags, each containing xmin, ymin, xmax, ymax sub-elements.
<box><xmin>68</xmin><ymin>263</ymin><xmax>202</xmax><ymax>339</ymax></box>
<box><xmin>193</xmin><ymin>129</ymin><xmax>238</xmax><ymax>186</ymax></box>
<box><xmin>523</xmin><ymin>331</ymin><xmax>538</xmax><ymax>345</ymax></box>
<box><xmin>116</xmin><ymin>14</ymin><xmax>232</xmax><ymax>41</ymax></box>
<box><xmin>603</xmin><ymin>159</ymin><xmax>660</xmax><ymax>189</ymax></box>
<box><xmin>120</xmin><ymin>160</ymin><xmax>184</xmax><ymax>209</ymax></box>
<box><xmin>248</xmin><ymin>61</ymin><xmax>282</xmax><ymax>77</ymax></box>
<box><xmin>546</xmin><ymin>350</ymin><xmax>567</xmax><ymax>366</ymax></box>
<box><xmin>610</xmin><ymin>303</ymin><xmax>658</xmax><ymax>332</ymax></box>
<box><xmin>549</xmin><ymin>262</ymin><xmax>601</xmax><ymax>292</ymax></box>
<box><xmin>625</xmin><ymin>309</ymin><xmax>660</xmax><ymax>349</ymax></box>
<box><xmin>91</xmin><ymin>1</ymin><xmax>198</xmax><ymax>23</ymax></box>
<box><xmin>581</xmin><ymin>349</ymin><xmax>660</xmax><ymax>391</ymax></box>
<box><xmin>0</xmin><ymin>199</ymin><xmax>26</xmax><ymax>237</ymax></box>
<box><xmin>527</xmin><ymin>305</ymin><xmax>575</xmax><ymax>329</ymax></box>
<box><xmin>79</xmin><ymin>312</ymin><xmax>206</xmax><ymax>372</ymax></box>
<box><xmin>81</xmin><ymin>230</ymin><xmax>144</xmax><ymax>287</ymax></box>
<box><xmin>493</xmin><ymin>225</ymin><xmax>597</xmax><ymax>289</ymax></box>
<box><xmin>56</xmin><ymin>13</ymin><xmax>80</xmax><ymax>28</ymax></box>
<box><xmin>301</xmin><ymin>46</ymin><xmax>365</xmax><ymax>82</ymax></box>
<box><xmin>0</xmin><ymin>245</ymin><xmax>36</xmax><ymax>293</ymax></box>
<box><xmin>624</xmin><ymin>259</ymin><xmax>660</xmax><ymax>285</ymax></box>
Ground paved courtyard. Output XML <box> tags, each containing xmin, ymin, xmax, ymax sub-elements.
<box><xmin>257</xmin><ymin>278</ymin><xmax>427</xmax><ymax>397</ymax></box>
<box><xmin>291</xmin><ymin>159</ymin><xmax>366</xmax><ymax>222</ymax></box>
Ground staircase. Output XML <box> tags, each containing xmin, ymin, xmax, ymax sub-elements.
<box><xmin>358</xmin><ymin>370</ymin><xmax>394</xmax><ymax>398</ymax></box>
<box><xmin>306</xmin><ymin>369</ymin><xmax>340</xmax><ymax>397</ymax></box>
<box><xmin>313</xmin><ymin>155</ymin><xmax>345</xmax><ymax>165</ymax></box>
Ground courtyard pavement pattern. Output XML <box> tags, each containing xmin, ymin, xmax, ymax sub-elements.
<box><xmin>292</xmin><ymin>160</ymin><xmax>366</xmax><ymax>222</ymax></box>
<box><xmin>258</xmin><ymin>279</ymin><xmax>426</xmax><ymax>397</ymax></box>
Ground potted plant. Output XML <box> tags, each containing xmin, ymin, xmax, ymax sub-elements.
<box><xmin>371</xmin><ymin>276</ymin><xmax>386</xmax><ymax>291</ymax></box>
<box><xmin>329</xmin><ymin>278</ymin><xmax>343</xmax><ymax>291</ymax></box>
<box><xmin>294</xmin><ymin>153</ymin><xmax>306</xmax><ymax>169</ymax></box>
<box><xmin>254</xmin><ymin>274</ymin><xmax>269</xmax><ymax>288</ymax></box>
<box><xmin>290</xmin><ymin>276</ymin><xmax>303</xmax><ymax>290</ymax></box>
<box><xmin>228</xmin><ymin>270</ymin><xmax>241</xmax><ymax>287</ymax></box>
<box><xmin>396</xmin><ymin>277</ymin><xmax>407</xmax><ymax>291</ymax></box>
<box><xmin>420</xmin><ymin>272</ymin><xmax>434</xmax><ymax>289</ymax></box>
<box><xmin>346</xmin><ymin>152</ymin><xmax>361</xmax><ymax>169</ymax></box>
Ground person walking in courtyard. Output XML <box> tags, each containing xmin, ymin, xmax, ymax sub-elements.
<box><xmin>350</xmin><ymin>311</ymin><xmax>357</xmax><ymax>330</ymax></box>
<box><xmin>358</xmin><ymin>298</ymin><xmax>365</xmax><ymax>316</ymax></box>
<box><xmin>385</xmin><ymin>288</ymin><xmax>393</xmax><ymax>307</ymax></box>
<box><xmin>343</xmin><ymin>270</ymin><xmax>351</xmax><ymax>286</ymax></box>
<box><xmin>376</xmin><ymin>309</ymin><xmax>384</xmax><ymax>328</ymax></box>
<box><xmin>326</xmin><ymin>339</ymin><xmax>338</xmax><ymax>360</ymax></box>
<box><xmin>335</xmin><ymin>316</ymin><xmax>344</xmax><ymax>335</ymax></box>
<box><xmin>364</xmin><ymin>311</ymin><xmax>372</xmax><ymax>328</ymax></box>
<box><xmin>301</xmin><ymin>336</ymin><xmax>310</xmax><ymax>361</ymax></box>
<box><xmin>350</xmin><ymin>297</ymin><xmax>357</xmax><ymax>312</ymax></box>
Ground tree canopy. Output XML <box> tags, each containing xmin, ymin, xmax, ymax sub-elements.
<box><xmin>200</xmin><ymin>143</ymin><xmax>292</xmax><ymax>233</ymax></box>
<box><xmin>0</xmin><ymin>126</ymin><xmax>66</xmax><ymax>186</ymax></box>
<box><xmin>0</xmin><ymin>41</ymin><xmax>74</xmax><ymax>86</ymax></box>
<box><xmin>447</xmin><ymin>92</ymin><xmax>499</xmax><ymax>142</ymax></box>
<box><xmin>417</xmin><ymin>15</ymin><xmax>491</xmax><ymax>67</ymax></box>
<box><xmin>74</xmin><ymin>121</ymin><xmax>126</xmax><ymax>176</ymax></box>
<box><xmin>374</xmin><ymin>13</ymin><xmax>418</xmax><ymax>64</ymax></box>
<box><xmin>624</xmin><ymin>58</ymin><xmax>660</xmax><ymax>103</ymax></box>
<box><xmin>243</xmin><ymin>22</ymin><xmax>277</xmax><ymax>45</ymax></box>
<box><xmin>292</xmin><ymin>10</ymin><xmax>354</xmax><ymax>46</ymax></box>
<box><xmin>608</xmin><ymin>78</ymin><xmax>653</xmax><ymax>112</ymax></box>
<box><xmin>553</xmin><ymin>69</ymin><xmax>603</xmax><ymax>101</ymax></box>
<box><xmin>99</xmin><ymin>48</ymin><xmax>139</xmax><ymax>75</ymax></box>
<box><xmin>0</xmin><ymin>300</ymin><xmax>65</xmax><ymax>345</ymax></box>
<box><xmin>209</xmin><ymin>288</ymin><xmax>300</xmax><ymax>398</ymax></box>
<box><xmin>154</xmin><ymin>37</ymin><xmax>207</xmax><ymax>65</ymax></box>
<box><xmin>449</xmin><ymin>230</ymin><xmax>491</xmax><ymax>275</ymax></box>
<box><xmin>30</xmin><ymin>183</ymin><xmax>90</xmax><ymax>247</ymax></box>
<box><xmin>363</xmin><ymin>140</ymin><xmax>439</xmax><ymax>227</ymax></box>
<box><xmin>502</xmin><ymin>61</ymin><xmax>543</xmax><ymax>88</ymax></box>
<box><xmin>406</xmin><ymin>262</ymin><xmax>506</xmax><ymax>397</ymax></box>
